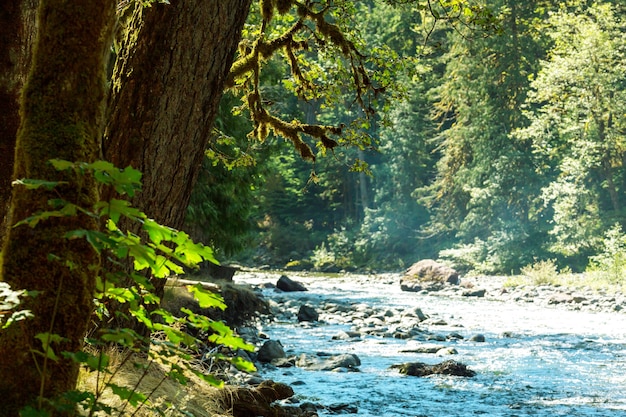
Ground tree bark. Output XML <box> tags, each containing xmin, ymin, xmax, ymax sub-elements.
<box><xmin>103</xmin><ymin>0</ymin><xmax>252</xmax><ymax>299</ymax></box>
<box><xmin>0</xmin><ymin>0</ymin><xmax>37</xmax><ymax>248</ymax></box>
<box><xmin>0</xmin><ymin>0</ymin><xmax>115</xmax><ymax>413</ymax></box>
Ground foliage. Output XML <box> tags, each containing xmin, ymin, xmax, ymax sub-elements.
<box><xmin>587</xmin><ymin>224</ymin><xmax>626</xmax><ymax>284</ymax></box>
<box><xmin>185</xmin><ymin>93</ymin><xmax>262</xmax><ymax>257</ymax></box>
<box><xmin>8</xmin><ymin>160</ymin><xmax>254</xmax><ymax>416</ymax></box>
<box><xmin>519</xmin><ymin>259</ymin><xmax>565</xmax><ymax>287</ymax></box>
<box><xmin>419</xmin><ymin>0</ymin><xmax>552</xmax><ymax>273</ymax></box>
<box><xmin>516</xmin><ymin>2</ymin><xmax>626</xmax><ymax>260</ymax></box>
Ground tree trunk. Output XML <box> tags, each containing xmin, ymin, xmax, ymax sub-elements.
<box><xmin>0</xmin><ymin>0</ymin><xmax>37</xmax><ymax>248</ymax></box>
<box><xmin>103</xmin><ymin>0</ymin><xmax>252</xmax><ymax>300</ymax></box>
<box><xmin>0</xmin><ymin>0</ymin><xmax>115</xmax><ymax>413</ymax></box>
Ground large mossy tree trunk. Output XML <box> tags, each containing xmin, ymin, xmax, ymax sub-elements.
<box><xmin>103</xmin><ymin>0</ymin><xmax>252</xmax><ymax>301</ymax></box>
<box><xmin>0</xmin><ymin>0</ymin><xmax>115</xmax><ymax>413</ymax></box>
<box><xmin>0</xmin><ymin>0</ymin><xmax>37</xmax><ymax>248</ymax></box>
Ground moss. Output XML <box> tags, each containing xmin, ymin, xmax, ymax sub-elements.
<box><xmin>274</xmin><ymin>0</ymin><xmax>295</xmax><ymax>15</ymax></box>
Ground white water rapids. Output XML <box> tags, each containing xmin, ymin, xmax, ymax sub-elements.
<box><xmin>234</xmin><ymin>272</ymin><xmax>626</xmax><ymax>417</ymax></box>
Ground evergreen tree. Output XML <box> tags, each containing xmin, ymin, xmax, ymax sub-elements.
<box><xmin>516</xmin><ymin>2</ymin><xmax>626</xmax><ymax>263</ymax></box>
<box><xmin>422</xmin><ymin>0</ymin><xmax>550</xmax><ymax>273</ymax></box>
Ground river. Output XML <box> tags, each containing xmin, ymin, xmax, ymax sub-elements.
<box><xmin>234</xmin><ymin>272</ymin><xmax>626</xmax><ymax>417</ymax></box>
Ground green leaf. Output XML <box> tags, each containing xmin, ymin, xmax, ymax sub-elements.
<box><xmin>143</xmin><ymin>219</ymin><xmax>175</xmax><ymax>246</ymax></box>
<box><xmin>108</xmin><ymin>383</ymin><xmax>148</xmax><ymax>407</ymax></box>
<box><xmin>49</xmin><ymin>159</ymin><xmax>76</xmax><ymax>171</ymax></box>
<box><xmin>208</xmin><ymin>331</ymin><xmax>255</xmax><ymax>352</ymax></box>
<box><xmin>207</xmin><ymin>321</ymin><xmax>254</xmax><ymax>351</ymax></box>
<box><xmin>179</xmin><ymin>307</ymin><xmax>211</xmax><ymax>330</ymax></box>
<box><xmin>86</xmin><ymin>352</ymin><xmax>110</xmax><ymax>372</ymax></box>
<box><xmin>99</xmin><ymin>328</ymin><xmax>140</xmax><ymax>347</ymax></box>
<box><xmin>84</xmin><ymin>161</ymin><xmax>143</xmax><ymax>196</ymax></box>
<box><xmin>187</xmin><ymin>284</ymin><xmax>226</xmax><ymax>310</ymax></box>
<box><xmin>13</xmin><ymin>204</ymin><xmax>77</xmax><ymax>228</ymax></box>
<box><xmin>34</xmin><ymin>332</ymin><xmax>68</xmax><ymax>362</ymax></box>
<box><xmin>18</xmin><ymin>406</ymin><xmax>51</xmax><ymax>417</ymax></box>
<box><xmin>96</xmin><ymin>199</ymin><xmax>146</xmax><ymax>223</ymax></box>
<box><xmin>12</xmin><ymin>178</ymin><xmax>65</xmax><ymax>190</ymax></box>
<box><xmin>230</xmin><ymin>356</ymin><xmax>257</xmax><ymax>372</ymax></box>
<box><xmin>105</xmin><ymin>287</ymin><xmax>136</xmax><ymax>303</ymax></box>
<box><xmin>194</xmin><ymin>372</ymin><xmax>224</xmax><ymax>388</ymax></box>
<box><xmin>62</xmin><ymin>351</ymin><xmax>110</xmax><ymax>372</ymax></box>
<box><xmin>64</xmin><ymin>229</ymin><xmax>114</xmax><ymax>253</ymax></box>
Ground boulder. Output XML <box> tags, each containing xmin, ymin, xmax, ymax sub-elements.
<box><xmin>326</xmin><ymin>403</ymin><xmax>358</xmax><ymax>414</ymax></box>
<box><xmin>469</xmin><ymin>334</ymin><xmax>486</xmax><ymax>343</ymax></box>
<box><xmin>401</xmin><ymin>260</ymin><xmax>459</xmax><ymax>292</ymax></box>
<box><xmin>391</xmin><ymin>360</ymin><xmax>476</xmax><ymax>377</ymax></box>
<box><xmin>436</xmin><ymin>347</ymin><xmax>458</xmax><ymax>356</ymax></box>
<box><xmin>297</xmin><ymin>304</ymin><xmax>319</xmax><ymax>322</ymax></box>
<box><xmin>401</xmin><ymin>306</ymin><xmax>428</xmax><ymax>321</ymax></box>
<box><xmin>462</xmin><ymin>288</ymin><xmax>486</xmax><ymax>297</ymax></box>
<box><xmin>331</xmin><ymin>331</ymin><xmax>362</xmax><ymax>340</ymax></box>
<box><xmin>400</xmin><ymin>344</ymin><xmax>446</xmax><ymax>354</ymax></box>
<box><xmin>277</xmin><ymin>275</ymin><xmax>308</xmax><ymax>292</ymax></box>
<box><xmin>296</xmin><ymin>353</ymin><xmax>361</xmax><ymax>371</ymax></box>
<box><xmin>224</xmin><ymin>380</ymin><xmax>299</xmax><ymax>417</ymax></box>
<box><xmin>257</xmin><ymin>340</ymin><xmax>286</xmax><ymax>363</ymax></box>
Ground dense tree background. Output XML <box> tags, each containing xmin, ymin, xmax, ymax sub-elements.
<box><xmin>188</xmin><ymin>0</ymin><xmax>625</xmax><ymax>275</ymax></box>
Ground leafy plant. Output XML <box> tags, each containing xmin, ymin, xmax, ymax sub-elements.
<box><xmin>9</xmin><ymin>159</ymin><xmax>255</xmax><ymax>416</ymax></box>
<box><xmin>520</xmin><ymin>259</ymin><xmax>565</xmax><ymax>287</ymax></box>
<box><xmin>587</xmin><ymin>224</ymin><xmax>626</xmax><ymax>284</ymax></box>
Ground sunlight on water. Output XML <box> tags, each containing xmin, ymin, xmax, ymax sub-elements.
<box><xmin>238</xmin><ymin>273</ymin><xmax>626</xmax><ymax>416</ymax></box>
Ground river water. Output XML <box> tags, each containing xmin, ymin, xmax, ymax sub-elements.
<box><xmin>234</xmin><ymin>273</ymin><xmax>626</xmax><ymax>417</ymax></box>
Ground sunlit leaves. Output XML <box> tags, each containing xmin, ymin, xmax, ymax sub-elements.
<box><xmin>108</xmin><ymin>384</ymin><xmax>148</xmax><ymax>408</ymax></box>
<box><xmin>187</xmin><ymin>284</ymin><xmax>226</xmax><ymax>310</ymax></box>
<box><xmin>517</xmin><ymin>2</ymin><xmax>626</xmax><ymax>258</ymax></box>
<box><xmin>207</xmin><ymin>320</ymin><xmax>255</xmax><ymax>352</ymax></box>
<box><xmin>49</xmin><ymin>159</ymin><xmax>142</xmax><ymax>197</ymax></box>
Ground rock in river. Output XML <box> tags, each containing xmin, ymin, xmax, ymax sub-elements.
<box><xmin>296</xmin><ymin>353</ymin><xmax>361</xmax><ymax>371</ymax></box>
<box><xmin>391</xmin><ymin>360</ymin><xmax>476</xmax><ymax>377</ymax></box>
<box><xmin>401</xmin><ymin>259</ymin><xmax>459</xmax><ymax>292</ymax></box>
<box><xmin>298</xmin><ymin>304</ymin><xmax>319</xmax><ymax>322</ymax></box>
<box><xmin>257</xmin><ymin>340</ymin><xmax>286</xmax><ymax>363</ymax></box>
<box><xmin>277</xmin><ymin>275</ymin><xmax>308</xmax><ymax>292</ymax></box>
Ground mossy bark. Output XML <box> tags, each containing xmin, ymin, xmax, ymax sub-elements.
<box><xmin>0</xmin><ymin>0</ymin><xmax>37</xmax><ymax>248</ymax></box>
<box><xmin>0</xmin><ymin>0</ymin><xmax>115</xmax><ymax>414</ymax></box>
<box><xmin>103</xmin><ymin>0</ymin><xmax>252</xmax><ymax>313</ymax></box>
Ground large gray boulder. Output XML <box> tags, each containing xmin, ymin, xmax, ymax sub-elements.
<box><xmin>401</xmin><ymin>260</ymin><xmax>459</xmax><ymax>292</ymax></box>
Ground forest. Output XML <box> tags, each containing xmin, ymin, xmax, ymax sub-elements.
<box><xmin>190</xmin><ymin>0</ymin><xmax>626</xmax><ymax>276</ymax></box>
<box><xmin>0</xmin><ymin>0</ymin><xmax>625</xmax><ymax>415</ymax></box>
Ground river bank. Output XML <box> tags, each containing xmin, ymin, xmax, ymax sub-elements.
<box><xmin>233</xmin><ymin>270</ymin><xmax>626</xmax><ymax>416</ymax></box>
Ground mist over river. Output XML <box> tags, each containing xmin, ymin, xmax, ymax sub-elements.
<box><xmin>234</xmin><ymin>272</ymin><xmax>626</xmax><ymax>417</ymax></box>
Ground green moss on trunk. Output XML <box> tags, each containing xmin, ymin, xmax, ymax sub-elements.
<box><xmin>0</xmin><ymin>0</ymin><xmax>116</xmax><ymax>414</ymax></box>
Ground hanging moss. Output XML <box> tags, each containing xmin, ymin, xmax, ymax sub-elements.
<box><xmin>260</xmin><ymin>0</ymin><xmax>274</xmax><ymax>22</ymax></box>
<box><xmin>273</xmin><ymin>0</ymin><xmax>295</xmax><ymax>15</ymax></box>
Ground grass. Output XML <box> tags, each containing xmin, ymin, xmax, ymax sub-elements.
<box><xmin>77</xmin><ymin>347</ymin><xmax>233</xmax><ymax>417</ymax></box>
<box><xmin>504</xmin><ymin>259</ymin><xmax>626</xmax><ymax>293</ymax></box>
